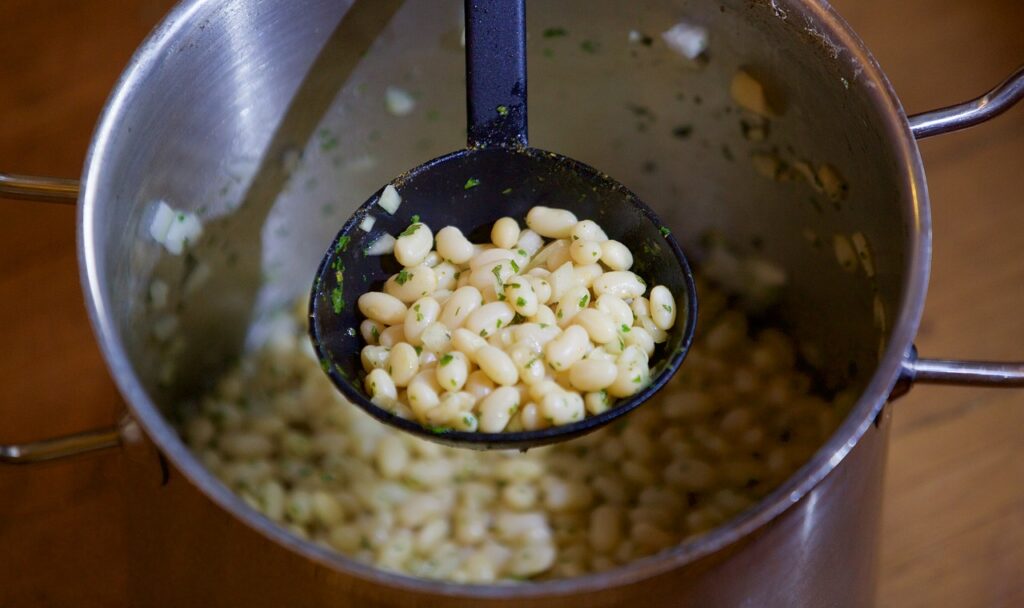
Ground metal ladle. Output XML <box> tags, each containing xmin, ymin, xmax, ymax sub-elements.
<box><xmin>309</xmin><ymin>0</ymin><xmax>697</xmax><ymax>449</ymax></box>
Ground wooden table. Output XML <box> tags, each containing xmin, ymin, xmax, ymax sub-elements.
<box><xmin>1</xmin><ymin>1</ymin><xmax>1021</xmax><ymax>606</ymax></box>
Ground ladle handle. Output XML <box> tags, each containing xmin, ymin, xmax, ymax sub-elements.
<box><xmin>464</xmin><ymin>0</ymin><xmax>528</xmax><ymax>149</ymax></box>
<box><xmin>899</xmin><ymin>65</ymin><xmax>1024</xmax><ymax>389</ymax></box>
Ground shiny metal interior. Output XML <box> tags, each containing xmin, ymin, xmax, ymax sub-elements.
<box><xmin>79</xmin><ymin>0</ymin><xmax>924</xmax><ymax>603</ymax></box>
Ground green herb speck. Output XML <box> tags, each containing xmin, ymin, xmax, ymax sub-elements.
<box><xmin>497</xmin><ymin>105</ymin><xmax>509</xmax><ymax>116</ymax></box>
<box><xmin>331</xmin><ymin>288</ymin><xmax>344</xmax><ymax>313</ymax></box>
<box><xmin>464</xmin><ymin>177</ymin><xmax>481</xmax><ymax>189</ymax></box>
<box><xmin>662</xmin><ymin>304</ymin><xmax>672</xmax><ymax>313</ymax></box>
<box><xmin>659</xmin><ymin>226</ymin><xmax>671</xmax><ymax>237</ymax></box>
<box><xmin>543</xmin><ymin>27</ymin><xmax>568</xmax><ymax>38</ymax></box>
<box><xmin>509</xmin><ymin>259</ymin><xmax>520</xmax><ymax>273</ymax></box>
<box><xmin>621</xmin><ymin>324</ymin><xmax>631</xmax><ymax>333</ymax></box>
<box><xmin>580</xmin><ymin>39</ymin><xmax>600</xmax><ymax>53</ymax></box>
<box><xmin>335</xmin><ymin>235</ymin><xmax>351</xmax><ymax>252</ymax></box>
<box><xmin>440</xmin><ymin>353</ymin><xmax>454</xmax><ymax>366</ymax></box>
<box><xmin>516</xmin><ymin>297</ymin><xmax>527</xmax><ymax>307</ymax></box>
<box><xmin>578</xmin><ymin>294</ymin><xmax>589</xmax><ymax>308</ymax></box>
<box><xmin>503</xmin><ymin>188</ymin><xmax>514</xmax><ymax>195</ymax></box>
<box><xmin>399</xmin><ymin>223</ymin><xmax>422</xmax><ymax>237</ymax></box>
<box><xmin>395</xmin><ymin>269</ymin><xmax>410</xmax><ymax>285</ymax></box>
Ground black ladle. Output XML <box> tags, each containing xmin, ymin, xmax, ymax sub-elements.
<box><xmin>309</xmin><ymin>0</ymin><xmax>697</xmax><ymax>450</ymax></box>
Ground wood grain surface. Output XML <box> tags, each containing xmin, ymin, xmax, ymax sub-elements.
<box><xmin>1</xmin><ymin>1</ymin><xmax>1021</xmax><ymax>606</ymax></box>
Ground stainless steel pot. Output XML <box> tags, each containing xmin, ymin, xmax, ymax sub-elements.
<box><xmin>2</xmin><ymin>0</ymin><xmax>1022</xmax><ymax>606</ymax></box>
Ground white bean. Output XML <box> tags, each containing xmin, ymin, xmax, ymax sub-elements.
<box><xmin>452</xmin><ymin>327</ymin><xmax>488</xmax><ymax>357</ymax></box>
<box><xmin>584</xmin><ymin>390</ymin><xmax>612</xmax><ymax>415</ymax></box>
<box><xmin>531</xmin><ymin>304</ymin><xmax>557</xmax><ymax>326</ymax></box>
<box><xmin>403</xmin><ymin>297</ymin><xmax>440</xmax><ymax>346</ymax></box>
<box><xmin>387</xmin><ymin>343</ymin><xmax>420</xmax><ymax>387</ymax></box>
<box><xmin>378</xmin><ymin>324</ymin><xmax>405</xmax><ymax>348</ymax></box>
<box><xmin>440</xmin><ymin>286</ymin><xmax>483</xmax><ymax>329</ymax></box>
<box><xmin>540</xmin><ymin>390</ymin><xmax>585</xmax><ymax>425</ymax></box>
<box><xmin>365</xmin><ymin>368</ymin><xmax>397</xmax><ymax>402</ymax></box>
<box><xmin>625</xmin><ymin>326</ymin><xmax>656</xmax><ymax>357</ymax></box>
<box><xmin>361</xmin><ymin>345</ymin><xmax>390</xmax><ymax>372</ymax></box>
<box><xmin>470</xmin><ymin>248</ymin><xmax>515</xmax><ymax>271</ymax></box>
<box><xmin>593</xmin><ymin>271</ymin><xmax>646</xmax><ymax>299</ymax></box>
<box><xmin>419</xmin><ymin>322</ymin><xmax>452</xmax><ymax>353</ymax></box>
<box><xmin>433</xmin><ymin>262</ymin><xmax>459</xmax><ymax>291</ymax></box>
<box><xmin>555</xmin><ymin>286</ymin><xmax>591</xmax><ymax>327</ymax></box>
<box><xmin>573</xmin><ymin>263</ymin><xmax>603</xmax><ymax>288</ymax></box>
<box><xmin>529</xmin><ymin>239</ymin><xmax>569</xmax><ymax>271</ymax></box>
<box><xmin>476</xmin><ymin>346</ymin><xmax>519</xmax><ymax>386</ymax></box>
<box><xmin>358</xmin><ymin>292</ymin><xmax>407</xmax><ymax>325</ymax></box>
<box><xmin>638</xmin><ymin>315</ymin><xmax>669</xmax><ymax>343</ymax></box>
<box><xmin>385</xmin><ymin>265</ymin><xmax>437</xmax><ymax>303</ymax></box>
<box><xmin>407</xmin><ymin>370</ymin><xmax>441</xmax><ymax>418</ymax></box>
<box><xmin>608</xmin><ymin>345</ymin><xmax>650</xmax><ymax>398</ymax></box>
<box><xmin>649</xmin><ymin>285</ymin><xmax>677</xmax><ymax>330</ymax></box>
<box><xmin>525</xmin><ymin>276</ymin><xmax>552</xmax><ymax>305</ymax></box>
<box><xmin>599</xmin><ymin>240</ymin><xmax>634</xmax><ymax>271</ymax></box>
<box><xmin>464</xmin><ymin>302</ymin><xmax>515</xmax><ymax>338</ymax></box>
<box><xmin>360</xmin><ymin>319</ymin><xmax>385</xmax><ymax>345</ymax></box>
<box><xmin>508</xmin><ymin>342</ymin><xmax>545</xmax><ymax>385</ymax></box>
<box><xmin>526</xmin><ymin>206</ymin><xmax>577</xmax><ymax>238</ymax></box>
<box><xmin>596</xmin><ymin>294</ymin><xmax>633</xmax><ymax>328</ymax></box>
<box><xmin>544</xmin><ymin>325</ymin><xmax>590</xmax><ymax>371</ymax></box>
<box><xmin>570</xmin><ymin>219</ymin><xmax>608</xmax><ymax>242</ymax></box>
<box><xmin>569</xmin><ymin>359</ymin><xmax>617</xmax><ymax>392</ymax></box>
<box><xmin>491</xmin><ymin>217</ymin><xmax>521</xmax><ymax>249</ymax></box>
<box><xmin>465</xmin><ymin>370</ymin><xmax>496</xmax><ymax>400</ymax></box>
<box><xmin>518</xmin><ymin>402</ymin><xmax>545</xmax><ymax>430</ymax></box>
<box><xmin>572</xmin><ymin>308</ymin><xmax>616</xmax><ymax>344</ymax></box>
<box><xmin>394</xmin><ymin>223</ymin><xmax>434</xmax><ymax>267</ymax></box>
<box><xmin>631</xmin><ymin>295</ymin><xmax>650</xmax><ymax>319</ymax></box>
<box><xmin>435</xmin><ymin>226</ymin><xmax>474</xmax><ymax>264</ymax></box>
<box><xmin>570</xmin><ymin>239</ymin><xmax>602</xmax><ymax>265</ymax></box>
<box><xmin>436</xmin><ymin>351</ymin><xmax>470</xmax><ymax>392</ymax></box>
<box><xmin>478</xmin><ymin>386</ymin><xmax>521</xmax><ymax>433</ymax></box>
<box><xmin>505</xmin><ymin>279</ymin><xmax>538</xmax><ymax>317</ymax></box>
<box><xmin>516</xmin><ymin>229</ymin><xmax>544</xmax><ymax>256</ymax></box>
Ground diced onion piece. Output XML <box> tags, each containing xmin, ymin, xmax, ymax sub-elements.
<box><xmin>378</xmin><ymin>185</ymin><xmax>402</xmax><ymax>214</ymax></box>
<box><xmin>731</xmin><ymin>70</ymin><xmax>775</xmax><ymax>117</ymax></box>
<box><xmin>366</xmin><ymin>233</ymin><xmax>396</xmax><ymax>256</ymax></box>
<box><xmin>385</xmin><ymin>86</ymin><xmax>416</xmax><ymax>116</ymax></box>
<box><xmin>661</xmin><ymin>21</ymin><xmax>708</xmax><ymax>60</ymax></box>
<box><xmin>149</xmin><ymin>201</ymin><xmax>175</xmax><ymax>243</ymax></box>
<box><xmin>359</xmin><ymin>214</ymin><xmax>377</xmax><ymax>232</ymax></box>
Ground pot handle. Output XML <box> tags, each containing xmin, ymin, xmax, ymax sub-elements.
<box><xmin>908</xmin><ymin>65</ymin><xmax>1024</xmax><ymax>139</ymax></box>
<box><xmin>900</xmin><ymin>65</ymin><xmax>1024</xmax><ymax>387</ymax></box>
<box><xmin>0</xmin><ymin>175</ymin><xmax>124</xmax><ymax>464</ymax></box>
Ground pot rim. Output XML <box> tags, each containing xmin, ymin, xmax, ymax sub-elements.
<box><xmin>78</xmin><ymin>0</ymin><xmax>930</xmax><ymax>598</ymax></box>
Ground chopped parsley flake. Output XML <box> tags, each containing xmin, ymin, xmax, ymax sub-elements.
<box><xmin>621</xmin><ymin>324</ymin><xmax>631</xmax><ymax>333</ymax></box>
<box><xmin>370</xmin><ymin>326</ymin><xmax>380</xmax><ymax>341</ymax></box>
<box><xmin>335</xmin><ymin>235</ymin><xmax>351</xmax><ymax>252</ymax></box>
<box><xmin>331</xmin><ymin>288</ymin><xmax>344</xmax><ymax>313</ymax></box>
<box><xmin>516</xmin><ymin>297</ymin><xmax>527</xmax><ymax>307</ymax></box>
<box><xmin>410</xmin><ymin>214</ymin><xmax>420</xmax><ymax>224</ymax></box>
<box><xmin>517</xmin><ymin>248</ymin><xmax>527</xmax><ymax>256</ymax></box>
<box><xmin>502</xmin><ymin>188</ymin><xmax>513</xmax><ymax>195</ymax></box>
<box><xmin>580</xmin><ymin>39</ymin><xmax>600</xmax><ymax>53</ymax></box>
<box><xmin>320</xmin><ymin>359</ymin><xmax>330</xmax><ymax>373</ymax></box>
<box><xmin>632</xmin><ymin>375</ymin><xmax>642</xmax><ymax>383</ymax></box>
<box><xmin>659</xmin><ymin>226</ymin><xmax>671</xmax><ymax>237</ymax></box>
<box><xmin>440</xmin><ymin>354</ymin><xmax>454</xmax><ymax>366</ymax></box>
<box><xmin>510</xmin><ymin>259</ymin><xmax>520</xmax><ymax>273</ymax></box>
<box><xmin>464</xmin><ymin>177</ymin><xmax>481</xmax><ymax>189</ymax></box>
<box><xmin>497</xmin><ymin>105</ymin><xmax>509</xmax><ymax>116</ymax></box>
<box><xmin>399</xmin><ymin>223</ymin><xmax>421</xmax><ymax>237</ymax></box>
<box><xmin>543</xmin><ymin>27</ymin><xmax>568</xmax><ymax>38</ymax></box>
<box><xmin>496</xmin><ymin>319</ymin><xmax>503</xmax><ymax>329</ymax></box>
<box><xmin>395</xmin><ymin>269</ymin><xmax>410</xmax><ymax>285</ymax></box>
<box><xmin>662</xmin><ymin>304</ymin><xmax>672</xmax><ymax>313</ymax></box>
<box><xmin>578</xmin><ymin>294</ymin><xmax>589</xmax><ymax>308</ymax></box>
<box><xmin>479</xmin><ymin>329</ymin><xmax>488</xmax><ymax>337</ymax></box>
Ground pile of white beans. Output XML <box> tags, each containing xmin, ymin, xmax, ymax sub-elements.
<box><xmin>357</xmin><ymin>206</ymin><xmax>678</xmax><ymax>433</ymax></box>
<box><xmin>181</xmin><ymin>275</ymin><xmax>850</xmax><ymax>583</ymax></box>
